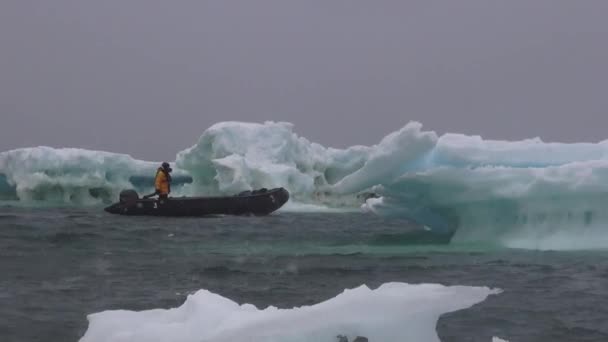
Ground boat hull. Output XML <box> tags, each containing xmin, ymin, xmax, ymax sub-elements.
<box><xmin>104</xmin><ymin>187</ymin><xmax>289</xmax><ymax>217</ymax></box>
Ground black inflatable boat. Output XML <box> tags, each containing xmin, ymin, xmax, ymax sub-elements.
<box><xmin>104</xmin><ymin>187</ymin><xmax>289</xmax><ymax>217</ymax></box>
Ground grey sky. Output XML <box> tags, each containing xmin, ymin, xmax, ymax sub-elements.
<box><xmin>1</xmin><ymin>1</ymin><xmax>607</xmax><ymax>161</ymax></box>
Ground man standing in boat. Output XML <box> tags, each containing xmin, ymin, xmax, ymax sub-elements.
<box><xmin>151</xmin><ymin>162</ymin><xmax>172</xmax><ymax>200</ymax></box>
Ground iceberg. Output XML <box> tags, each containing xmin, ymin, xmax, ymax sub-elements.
<box><xmin>79</xmin><ymin>282</ymin><xmax>501</xmax><ymax>342</ymax></box>
<box><xmin>0</xmin><ymin>146</ymin><xmax>191</xmax><ymax>204</ymax></box>
<box><xmin>3</xmin><ymin>120</ymin><xmax>608</xmax><ymax>249</ymax></box>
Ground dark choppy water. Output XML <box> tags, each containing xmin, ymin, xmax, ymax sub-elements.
<box><xmin>1</xmin><ymin>208</ymin><xmax>608</xmax><ymax>342</ymax></box>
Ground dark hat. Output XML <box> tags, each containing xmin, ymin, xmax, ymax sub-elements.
<box><xmin>161</xmin><ymin>162</ymin><xmax>172</xmax><ymax>172</ymax></box>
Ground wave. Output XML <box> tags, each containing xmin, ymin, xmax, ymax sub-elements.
<box><xmin>78</xmin><ymin>282</ymin><xmax>502</xmax><ymax>342</ymax></box>
<box><xmin>3</xmin><ymin>121</ymin><xmax>608</xmax><ymax>249</ymax></box>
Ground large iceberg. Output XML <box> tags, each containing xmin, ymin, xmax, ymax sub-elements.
<box><xmin>174</xmin><ymin>121</ymin><xmax>436</xmax><ymax>205</ymax></box>
<box><xmin>79</xmin><ymin>282</ymin><xmax>502</xmax><ymax>342</ymax></box>
<box><xmin>0</xmin><ymin>147</ymin><xmax>191</xmax><ymax>204</ymax></box>
<box><xmin>3</xmin><ymin>120</ymin><xmax>608</xmax><ymax>248</ymax></box>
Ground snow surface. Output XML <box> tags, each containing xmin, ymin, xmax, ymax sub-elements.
<box><xmin>79</xmin><ymin>282</ymin><xmax>501</xmax><ymax>342</ymax></box>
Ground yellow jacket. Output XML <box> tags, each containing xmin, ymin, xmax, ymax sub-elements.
<box><xmin>154</xmin><ymin>168</ymin><xmax>170</xmax><ymax>195</ymax></box>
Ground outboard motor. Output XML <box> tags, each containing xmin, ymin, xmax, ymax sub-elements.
<box><xmin>119</xmin><ymin>189</ymin><xmax>139</xmax><ymax>207</ymax></box>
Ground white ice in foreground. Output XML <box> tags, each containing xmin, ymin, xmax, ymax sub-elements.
<box><xmin>79</xmin><ymin>282</ymin><xmax>501</xmax><ymax>342</ymax></box>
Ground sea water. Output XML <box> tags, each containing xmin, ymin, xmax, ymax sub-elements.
<box><xmin>2</xmin><ymin>208</ymin><xmax>608</xmax><ymax>341</ymax></box>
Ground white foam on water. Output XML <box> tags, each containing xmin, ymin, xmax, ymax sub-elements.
<box><xmin>279</xmin><ymin>200</ymin><xmax>358</xmax><ymax>213</ymax></box>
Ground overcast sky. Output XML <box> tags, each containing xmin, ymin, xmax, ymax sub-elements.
<box><xmin>1</xmin><ymin>1</ymin><xmax>607</xmax><ymax>160</ymax></box>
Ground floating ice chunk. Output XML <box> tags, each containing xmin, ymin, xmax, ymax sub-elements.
<box><xmin>79</xmin><ymin>283</ymin><xmax>500</xmax><ymax>342</ymax></box>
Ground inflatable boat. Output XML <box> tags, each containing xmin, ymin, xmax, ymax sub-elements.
<box><xmin>104</xmin><ymin>187</ymin><xmax>289</xmax><ymax>217</ymax></box>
